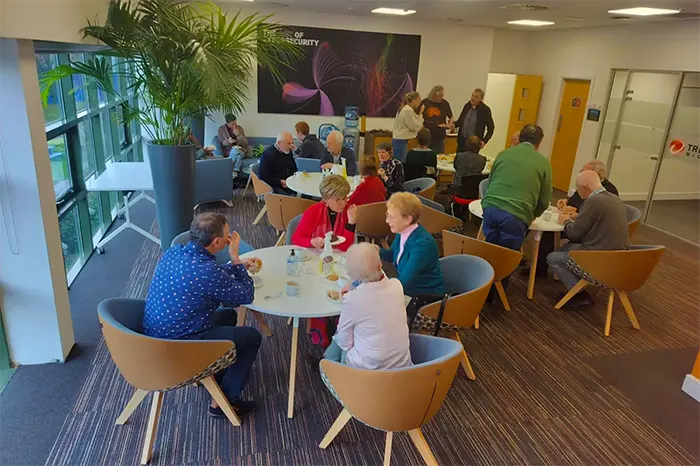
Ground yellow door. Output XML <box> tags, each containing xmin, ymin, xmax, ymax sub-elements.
<box><xmin>550</xmin><ymin>79</ymin><xmax>591</xmax><ymax>191</ymax></box>
<box><xmin>506</xmin><ymin>75</ymin><xmax>543</xmax><ymax>150</ymax></box>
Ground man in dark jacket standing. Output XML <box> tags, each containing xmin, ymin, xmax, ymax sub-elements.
<box><xmin>294</xmin><ymin>121</ymin><xmax>324</xmax><ymax>160</ymax></box>
<box><xmin>454</xmin><ymin>88</ymin><xmax>495</xmax><ymax>152</ymax></box>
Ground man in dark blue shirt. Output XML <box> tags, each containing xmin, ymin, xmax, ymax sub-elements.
<box><xmin>144</xmin><ymin>213</ymin><xmax>262</xmax><ymax>419</ymax></box>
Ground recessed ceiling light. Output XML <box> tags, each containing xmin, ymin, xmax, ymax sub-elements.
<box><xmin>507</xmin><ymin>19</ymin><xmax>555</xmax><ymax>26</ymax></box>
<box><xmin>371</xmin><ymin>7</ymin><xmax>417</xmax><ymax>16</ymax></box>
<box><xmin>607</xmin><ymin>7</ymin><xmax>680</xmax><ymax>16</ymax></box>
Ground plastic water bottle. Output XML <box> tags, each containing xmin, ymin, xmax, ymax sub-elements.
<box><xmin>287</xmin><ymin>249</ymin><xmax>299</xmax><ymax>276</ymax></box>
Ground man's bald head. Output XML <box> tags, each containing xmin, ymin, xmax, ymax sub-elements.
<box><xmin>276</xmin><ymin>131</ymin><xmax>294</xmax><ymax>154</ymax></box>
<box><xmin>576</xmin><ymin>170</ymin><xmax>603</xmax><ymax>199</ymax></box>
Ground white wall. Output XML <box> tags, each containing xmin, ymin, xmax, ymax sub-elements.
<box><xmin>0</xmin><ymin>0</ymin><xmax>109</xmax><ymax>44</ymax></box>
<box><xmin>0</xmin><ymin>39</ymin><xmax>75</xmax><ymax>364</ymax></box>
<box><xmin>526</xmin><ymin>20</ymin><xmax>700</xmax><ymax>192</ymax></box>
<box><xmin>206</xmin><ymin>8</ymin><xmax>495</xmax><ymax>143</ymax></box>
<box><xmin>483</xmin><ymin>73</ymin><xmax>516</xmax><ymax>158</ymax></box>
<box><xmin>489</xmin><ymin>29</ymin><xmax>532</xmax><ymax>75</ymax></box>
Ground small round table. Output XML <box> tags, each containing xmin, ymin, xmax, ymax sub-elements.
<box><xmin>468</xmin><ymin>200</ymin><xmax>564</xmax><ymax>300</ymax></box>
<box><xmin>241</xmin><ymin>246</ymin><xmax>345</xmax><ymax>418</ymax></box>
<box><xmin>286</xmin><ymin>172</ymin><xmax>360</xmax><ymax>198</ymax></box>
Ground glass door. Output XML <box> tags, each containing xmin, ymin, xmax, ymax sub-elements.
<box><xmin>647</xmin><ymin>73</ymin><xmax>700</xmax><ymax>243</ymax></box>
<box><xmin>605</xmin><ymin>71</ymin><xmax>683</xmax><ymax>216</ymax></box>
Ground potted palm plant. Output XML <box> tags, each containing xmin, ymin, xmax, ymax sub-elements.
<box><xmin>42</xmin><ymin>0</ymin><xmax>301</xmax><ymax>248</ymax></box>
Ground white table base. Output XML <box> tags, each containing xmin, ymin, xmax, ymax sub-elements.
<box><xmin>96</xmin><ymin>191</ymin><xmax>159</xmax><ymax>251</ymax></box>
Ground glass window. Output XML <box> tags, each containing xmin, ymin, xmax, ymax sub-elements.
<box><xmin>116</xmin><ymin>105</ymin><xmax>128</xmax><ymax>148</ymax></box>
<box><xmin>101</xmin><ymin>112</ymin><xmax>114</xmax><ymax>160</ymax></box>
<box><xmin>97</xmin><ymin>87</ymin><xmax>108</xmax><ymax>105</ymax></box>
<box><xmin>111</xmin><ymin>58</ymin><xmax>121</xmax><ymax>95</ymax></box>
<box><xmin>48</xmin><ymin>134</ymin><xmax>71</xmax><ymax>200</ymax></box>
<box><xmin>78</xmin><ymin>119</ymin><xmax>97</xmax><ymax>179</ymax></box>
<box><xmin>87</xmin><ymin>192</ymin><xmax>103</xmax><ymax>239</ymax></box>
<box><xmin>36</xmin><ymin>54</ymin><xmax>64</xmax><ymax>126</ymax></box>
<box><xmin>59</xmin><ymin>208</ymin><xmax>82</xmax><ymax>274</ymax></box>
<box><xmin>69</xmin><ymin>54</ymin><xmax>88</xmax><ymax>114</ymax></box>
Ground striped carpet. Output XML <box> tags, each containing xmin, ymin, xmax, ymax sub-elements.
<box><xmin>45</xmin><ymin>188</ymin><xmax>700</xmax><ymax>466</ymax></box>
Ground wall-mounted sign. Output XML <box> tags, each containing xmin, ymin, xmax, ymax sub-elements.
<box><xmin>669</xmin><ymin>139</ymin><xmax>700</xmax><ymax>159</ymax></box>
<box><xmin>572</xmin><ymin>97</ymin><xmax>581</xmax><ymax>108</ymax></box>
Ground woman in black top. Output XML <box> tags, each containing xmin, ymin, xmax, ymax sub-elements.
<box><xmin>377</xmin><ymin>142</ymin><xmax>404</xmax><ymax>197</ymax></box>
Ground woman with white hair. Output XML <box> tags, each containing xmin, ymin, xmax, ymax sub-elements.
<box><xmin>324</xmin><ymin>243</ymin><xmax>412</xmax><ymax>370</ymax></box>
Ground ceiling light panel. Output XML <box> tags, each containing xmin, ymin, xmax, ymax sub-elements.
<box><xmin>607</xmin><ymin>7</ymin><xmax>681</xmax><ymax>16</ymax></box>
<box><xmin>371</xmin><ymin>7</ymin><xmax>417</xmax><ymax>16</ymax></box>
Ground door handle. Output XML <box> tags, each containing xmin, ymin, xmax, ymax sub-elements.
<box><xmin>645</xmin><ymin>155</ymin><xmax>659</xmax><ymax>160</ymax></box>
<box><xmin>557</xmin><ymin>115</ymin><xmax>563</xmax><ymax>132</ymax></box>
<box><xmin>614</xmin><ymin>145</ymin><xmax>621</xmax><ymax>150</ymax></box>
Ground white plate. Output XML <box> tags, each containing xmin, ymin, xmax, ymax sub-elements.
<box><xmin>252</xmin><ymin>276</ymin><xmax>263</xmax><ymax>288</ymax></box>
<box><xmin>325</xmin><ymin>291</ymin><xmax>342</xmax><ymax>304</ymax></box>
<box><xmin>293</xmin><ymin>254</ymin><xmax>312</xmax><ymax>262</ymax></box>
<box><xmin>331</xmin><ymin>236</ymin><xmax>346</xmax><ymax>246</ymax></box>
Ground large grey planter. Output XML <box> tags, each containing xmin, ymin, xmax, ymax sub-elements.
<box><xmin>147</xmin><ymin>142</ymin><xmax>196</xmax><ymax>250</ymax></box>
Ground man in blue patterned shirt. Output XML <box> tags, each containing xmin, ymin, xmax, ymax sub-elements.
<box><xmin>144</xmin><ymin>213</ymin><xmax>261</xmax><ymax>419</ymax></box>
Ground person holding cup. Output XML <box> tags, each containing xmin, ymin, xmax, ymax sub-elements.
<box><xmin>324</xmin><ymin>243</ymin><xmax>412</xmax><ymax>370</ymax></box>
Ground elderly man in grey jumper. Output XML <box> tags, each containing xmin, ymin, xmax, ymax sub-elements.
<box><xmin>547</xmin><ymin>170</ymin><xmax>630</xmax><ymax>309</ymax></box>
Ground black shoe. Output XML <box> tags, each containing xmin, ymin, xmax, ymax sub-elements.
<box><xmin>561</xmin><ymin>290</ymin><xmax>594</xmax><ymax>310</ymax></box>
<box><xmin>208</xmin><ymin>398</ymin><xmax>257</xmax><ymax>419</ymax></box>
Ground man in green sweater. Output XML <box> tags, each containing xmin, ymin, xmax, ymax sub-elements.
<box><xmin>481</xmin><ymin>124</ymin><xmax>552</xmax><ymax>288</ymax></box>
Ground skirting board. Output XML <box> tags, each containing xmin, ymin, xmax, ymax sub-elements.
<box><xmin>620</xmin><ymin>192</ymin><xmax>700</xmax><ymax>202</ymax></box>
<box><xmin>681</xmin><ymin>374</ymin><xmax>700</xmax><ymax>403</ymax></box>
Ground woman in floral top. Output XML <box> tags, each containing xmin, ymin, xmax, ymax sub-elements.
<box><xmin>377</xmin><ymin>142</ymin><xmax>405</xmax><ymax>198</ymax></box>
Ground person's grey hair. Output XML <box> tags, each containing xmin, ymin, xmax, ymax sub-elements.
<box><xmin>277</xmin><ymin>131</ymin><xmax>293</xmax><ymax>143</ymax></box>
<box><xmin>189</xmin><ymin>212</ymin><xmax>228</xmax><ymax>247</ymax></box>
<box><xmin>473</xmin><ymin>88</ymin><xmax>485</xmax><ymax>98</ymax></box>
<box><xmin>346</xmin><ymin>243</ymin><xmax>384</xmax><ymax>283</ymax></box>
<box><xmin>427</xmin><ymin>85</ymin><xmax>444</xmax><ymax>101</ymax></box>
<box><xmin>577</xmin><ymin>170</ymin><xmax>603</xmax><ymax>191</ymax></box>
<box><xmin>584</xmin><ymin>159</ymin><xmax>607</xmax><ymax>180</ymax></box>
<box><xmin>327</xmin><ymin>130</ymin><xmax>343</xmax><ymax>145</ymax></box>
<box><xmin>319</xmin><ymin>174</ymin><xmax>350</xmax><ymax>200</ymax></box>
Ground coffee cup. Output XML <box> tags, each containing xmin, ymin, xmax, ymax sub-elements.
<box><xmin>295</xmin><ymin>248</ymin><xmax>308</xmax><ymax>260</ymax></box>
<box><xmin>286</xmin><ymin>281</ymin><xmax>300</xmax><ymax>296</ymax></box>
<box><xmin>542</xmin><ymin>211</ymin><xmax>553</xmax><ymax>222</ymax></box>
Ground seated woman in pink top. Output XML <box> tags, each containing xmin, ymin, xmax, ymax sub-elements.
<box><xmin>323</xmin><ymin>243</ymin><xmax>412</xmax><ymax>370</ymax></box>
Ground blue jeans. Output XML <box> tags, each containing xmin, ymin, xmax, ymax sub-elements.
<box><xmin>229</xmin><ymin>147</ymin><xmax>244</xmax><ymax>173</ymax></box>
<box><xmin>183</xmin><ymin>309</ymin><xmax>262</xmax><ymax>400</ymax></box>
<box><xmin>323</xmin><ymin>340</ymin><xmax>347</xmax><ymax>364</ymax></box>
<box><xmin>482</xmin><ymin>206</ymin><xmax>528</xmax><ymax>290</ymax></box>
<box><xmin>392</xmin><ymin>138</ymin><xmax>409</xmax><ymax>162</ymax></box>
<box><xmin>547</xmin><ymin>243</ymin><xmax>585</xmax><ymax>290</ymax></box>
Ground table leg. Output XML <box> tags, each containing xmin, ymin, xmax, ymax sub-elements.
<box><xmin>287</xmin><ymin>317</ymin><xmax>300</xmax><ymax>418</ymax></box>
<box><xmin>527</xmin><ymin>231</ymin><xmax>542</xmax><ymax>300</ymax></box>
<box><xmin>553</xmin><ymin>232</ymin><xmax>562</xmax><ymax>281</ymax></box>
<box><xmin>96</xmin><ymin>193</ymin><xmax>159</xmax><ymax>249</ymax></box>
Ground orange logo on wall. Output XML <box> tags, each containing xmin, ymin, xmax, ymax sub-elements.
<box><xmin>669</xmin><ymin>139</ymin><xmax>685</xmax><ymax>155</ymax></box>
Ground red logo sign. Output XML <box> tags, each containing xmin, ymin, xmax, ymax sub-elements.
<box><xmin>669</xmin><ymin>139</ymin><xmax>685</xmax><ymax>155</ymax></box>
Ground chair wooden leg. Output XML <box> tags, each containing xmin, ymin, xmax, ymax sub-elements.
<box><xmin>287</xmin><ymin>318</ymin><xmax>300</xmax><ymax>418</ymax></box>
<box><xmin>287</xmin><ymin>317</ymin><xmax>293</xmax><ymax>325</ymax></box>
<box><xmin>380</xmin><ymin>238</ymin><xmax>390</xmax><ymax>249</ymax></box>
<box><xmin>383</xmin><ymin>431</ymin><xmax>393</xmax><ymax>466</ymax></box>
<box><xmin>236</xmin><ymin>306</ymin><xmax>248</xmax><ymax>327</ymax></box>
<box><xmin>408</xmin><ymin>428</ymin><xmax>439</xmax><ymax>466</ymax></box>
<box><xmin>275</xmin><ymin>232</ymin><xmax>286</xmax><ymax>246</ymax></box>
<box><xmin>527</xmin><ymin>232</ymin><xmax>542</xmax><ymax>300</ymax></box>
<box><xmin>451</xmin><ymin>333</ymin><xmax>476</xmax><ymax>380</ymax></box>
<box><xmin>494</xmin><ymin>281</ymin><xmax>510</xmax><ymax>311</ymax></box>
<box><xmin>604</xmin><ymin>291</ymin><xmax>615</xmax><ymax>337</ymax></box>
<box><xmin>554</xmin><ymin>279</ymin><xmax>588</xmax><ymax>309</ymax></box>
<box><xmin>201</xmin><ymin>376</ymin><xmax>241</xmax><ymax>427</ymax></box>
<box><xmin>116</xmin><ymin>389</ymin><xmax>148</xmax><ymax>425</ymax></box>
<box><xmin>243</xmin><ymin>176</ymin><xmax>252</xmax><ymax>196</ymax></box>
<box><xmin>252</xmin><ymin>206</ymin><xmax>267</xmax><ymax>226</ymax></box>
<box><xmin>473</xmin><ymin>316</ymin><xmax>480</xmax><ymax>329</ymax></box>
<box><xmin>251</xmin><ymin>311</ymin><xmax>273</xmax><ymax>337</ymax></box>
<box><xmin>476</xmin><ymin>225</ymin><xmax>484</xmax><ymax>241</ymax></box>
<box><xmin>319</xmin><ymin>408</ymin><xmax>353</xmax><ymax>449</ymax></box>
<box><xmin>140</xmin><ymin>391</ymin><xmax>163</xmax><ymax>465</ymax></box>
<box><xmin>617</xmin><ymin>290</ymin><xmax>641</xmax><ymax>330</ymax></box>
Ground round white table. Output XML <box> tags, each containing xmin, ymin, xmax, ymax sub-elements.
<box><xmin>436</xmin><ymin>155</ymin><xmax>494</xmax><ymax>175</ymax></box>
<box><xmin>468</xmin><ymin>200</ymin><xmax>564</xmax><ymax>300</ymax></box>
<box><xmin>241</xmin><ymin>246</ymin><xmax>346</xmax><ymax>418</ymax></box>
<box><xmin>286</xmin><ymin>172</ymin><xmax>360</xmax><ymax>198</ymax></box>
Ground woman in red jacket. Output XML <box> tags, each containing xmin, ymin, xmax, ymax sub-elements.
<box><xmin>292</xmin><ymin>174</ymin><xmax>358</xmax><ymax>253</ymax></box>
<box><xmin>348</xmin><ymin>155</ymin><xmax>387</xmax><ymax>205</ymax></box>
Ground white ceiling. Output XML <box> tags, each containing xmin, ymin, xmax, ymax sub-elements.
<box><xmin>224</xmin><ymin>0</ymin><xmax>700</xmax><ymax>30</ymax></box>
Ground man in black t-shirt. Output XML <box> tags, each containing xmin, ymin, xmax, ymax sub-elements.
<box><xmin>420</xmin><ymin>85</ymin><xmax>453</xmax><ymax>154</ymax></box>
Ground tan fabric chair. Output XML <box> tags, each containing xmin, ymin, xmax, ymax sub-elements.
<box><xmin>319</xmin><ymin>334</ymin><xmax>463</xmax><ymax>466</ymax></box>
<box><xmin>250</xmin><ymin>163</ymin><xmax>272</xmax><ymax>226</ymax></box>
<box><xmin>412</xmin><ymin>255</ymin><xmax>493</xmax><ymax>380</ymax></box>
<box><xmin>98</xmin><ymin>299</ymin><xmax>241</xmax><ymax>465</ymax></box>
<box><xmin>442</xmin><ymin>230</ymin><xmax>523</xmax><ymax>329</ymax></box>
<box><xmin>554</xmin><ymin>245</ymin><xmax>665</xmax><ymax>336</ymax></box>
<box><xmin>417</xmin><ymin>207</ymin><xmax>462</xmax><ymax>256</ymax></box>
<box><xmin>263</xmin><ymin>194</ymin><xmax>316</xmax><ymax>246</ymax></box>
<box><xmin>356</xmin><ymin>201</ymin><xmax>393</xmax><ymax>248</ymax></box>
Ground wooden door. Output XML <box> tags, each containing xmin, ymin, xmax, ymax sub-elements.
<box><xmin>550</xmin><ymin>79</ymin><xmax>591</xmax><ymax>191</ymax></box>
<box><xmin>505</xmin><ymin>75</ymin><xmax>543</xmax><ymax>150</ymax></box>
